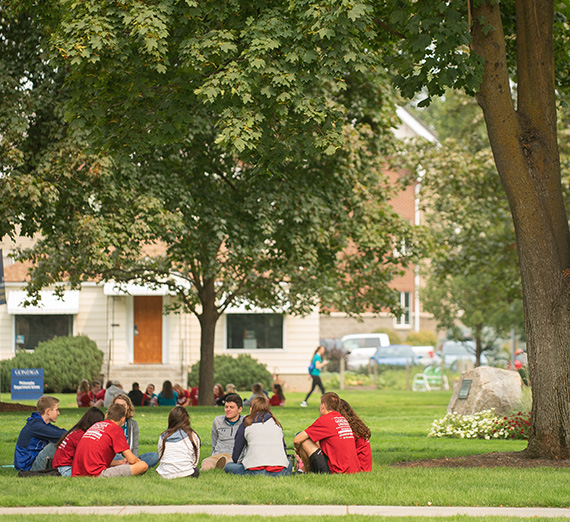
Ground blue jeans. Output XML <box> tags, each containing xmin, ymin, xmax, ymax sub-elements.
<box><xmin>58</xmin><ymin>465</ymin><xmax>72</xmax><ymax>477</ymax></box>
<box><xmin>140</xmin><ymin>452</ymin><xmax>159</xmax><ymax>468</ymax></box>
<box><xmin>114</xmin><ymin>451</ymin><xmax>159</xmax><ymax>468</ymax></box>
<box><xmin>31</xmin><ymin>443</ymin><xmax>57</xmax><ymax>471</ymax></box>
<box><xmin>225</xmin><ymin>460</ymin><xmax>293</xmax><ymax>476</ymax></box>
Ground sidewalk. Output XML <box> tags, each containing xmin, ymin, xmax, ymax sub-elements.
<box><xmin>1</xmin><ymin>505</ymin><xmax>570</xmax><ymax>517</ymax></box>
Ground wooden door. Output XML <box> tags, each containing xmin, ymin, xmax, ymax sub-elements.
<box><xmin>134</xmin><ymin>296</ymin><xmax>163</xmax><ymax>363</ymax></box>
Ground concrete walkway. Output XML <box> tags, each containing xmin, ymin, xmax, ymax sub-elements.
<box><xmin>1</xmin><ymin>505</ymin><xmax>570</xmax><ymax>517</ymax></box>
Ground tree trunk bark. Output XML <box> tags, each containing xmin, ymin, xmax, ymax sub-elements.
<box><xmin>196</xmin><ymin>278</ymin><xmax>220</xmax><ymax>406</ymax></box>
<box><xmin>471</xmin><ymin>0</ymin><xmax>570</xmax><ymax>459</ymax></box>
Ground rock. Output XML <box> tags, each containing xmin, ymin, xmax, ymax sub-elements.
<box><xmin>447</xmin><ymin>366</ymin><xmax>523</xmax><ymax>416</ymax></box>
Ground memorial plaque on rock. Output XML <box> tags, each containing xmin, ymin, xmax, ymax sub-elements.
<box><xmin>447</xmin><ymin>367</ymin><xmax>523</xmax><ymax>416</ymax></box>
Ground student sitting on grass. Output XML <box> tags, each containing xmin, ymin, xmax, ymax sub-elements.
<box><xmin>157</xmin><ymin>406</ymin><xmax>201</xmax><ymax>479</ymax></box>
<box><xmin>268</xmin><ymin>383</ymin><xmax>286</xmax><ymax>407</ymax></box>
<box><xmin>294</xmin><ymin>392</ymin><xmax>360</xmax><ymax>474</ymax></box>
<box><xmin>111</xmin><ymin>394</ymin><xmax>159</xmax><ymax>468</ymax></box>
<box><xmin>200</xmin><ymin>393</ymin><xmax>244</xmax><ymax>471</ymax></box>
<box><xmin>225</xmin><ymin>396</ymin><xmax>291</xmax><ymax>476</ymax></box>
<box><xmin>142</xmin><ymin>384</ymin><xmax>158</xmax><ymax>406</ymax></box>
<box><xmin>76</xmin><ymin>379</ymin><xmax>93</xmax><ymax>408</ymax></box>
<box><xmin>14</xmin><ymin>395</ymin><xmax>67</xmax><ymax>471</ymax></box>
<box><xmin>72</xmin><ymin>403</ymin><xmax>148</xmax><ymax>477</ymax></box>
<box><xmin>52</xmin><ymin>407</ymin><xmax>105</xmax><ymax>476</ymax></box>
<box><xmin>243</xmin><ymin>382</ymin><xmax>267</xmax><ymax>407</ymax></box>
<box><xmin>338</xmin><ymin>398</ymin><xmax>372</xmax><ymax>472</ymax></box>
<box><xmin>157</xmin><ymin>380</ymin><xmax>178</xmax><ymax>406</ymax></box>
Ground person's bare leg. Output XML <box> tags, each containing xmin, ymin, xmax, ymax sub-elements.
<box><xmin>295</xmin><ymin>439</ymin><xmax>319</xmax><ymax>473</ymax></box>
<box><xmin>129</xmin><ymin>460</ymin><xmax>149</xmax><ymax>476</ymax></box>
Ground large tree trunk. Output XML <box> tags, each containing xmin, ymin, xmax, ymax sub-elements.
<box><xmin>472</xmin><ymin>0</ymin><xmax>570</xmax><ymax>459</ymax></box>
<box><xmin>196</xmin><ymin>278</ymin><xmax>220</xmax><ymax>406</ymax></box>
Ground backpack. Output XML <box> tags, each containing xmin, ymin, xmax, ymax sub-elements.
<box><xmin>18</xmin><ymin>468</ymin><xmax>61</xmax><ymax>477</ymax></box>
<box><xmin>308</xmin><ymin>361</ymin><xmax>315</xmax><ymax>374</ymax></box>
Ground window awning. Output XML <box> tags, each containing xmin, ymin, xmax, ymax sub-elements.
<box><xmin>8</xmin><ymin>290</ymin><xmax>80</xmax><ymax>315</ymax></box>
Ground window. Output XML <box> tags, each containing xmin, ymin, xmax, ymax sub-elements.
<box><xmin>395</xmin><ymin>292</ymin><xmax>411</xmax><ymax>327</ymax></box>
<box><xmin>15</xmin><ymin>315</ymin><xmax>73</xmax><ymax>350</ymax></box>
<box><xmin>226</xmin><ymin>314</ymin><xmax>283</xmax><ymax>350</ymax></box>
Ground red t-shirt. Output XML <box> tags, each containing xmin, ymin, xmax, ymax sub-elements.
<box><xmin>305</xmin><ymin>411</ymin><xmax>360</xmax><ymax>474</ymax></box>
<box><xmin>53</xmin><ymin>429</ymin><xmax>85</xmax><ymax>467</ymax></box>
<box><xmin>269</xmin><ymin>395</ymin><xmax>285</xmax><ymax>407</ymax></box>
<box><xmin>95</xmin><ymin>389</ymin><xmax>106</xmax><ymax>401</ymax></box>
<box><xmin>72</xmin><ymin>420</ymin><xmax>130</xmax><ymax>477</ymax></box>
<box><xmin>177</xmin><ymin>389</ymin><xmax>191</xmax><ymax>406</ymax></box>
<box><xmin>355</xmin><ymin>436</ymin><xmax>372</xmax><ymax>472</ymax></box>
<box><xmin>76</xmin><ymin>392</ymin><xmax>91</xmax><ymax>408</ymax></box>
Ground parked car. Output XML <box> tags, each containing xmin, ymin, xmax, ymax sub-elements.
<box><xmin>342</xmin><ymin>333</ymin><xmax>390</xmax><ymax>371</ymax></box>
<box><xmin>373</xmin><ymin>344</ymin><xmax>418</xmax><ymax>366</ymax></box>
<box><xmin>410</xmin><ymin>345</ymin><xmax>442</xmax><ymax>367</ymax></box>
<box><xmin>438</xmin><ymin>340</ymin><xmax>488</xmax><ymax>371</ymax></box>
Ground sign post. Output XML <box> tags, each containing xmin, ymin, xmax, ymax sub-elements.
<box><xmin>11</xmin><ymin>369</ymin><xmax>44</xmax><ymax>401</ymax></box>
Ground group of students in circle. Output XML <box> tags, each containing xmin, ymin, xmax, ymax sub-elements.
<box><xmin>15</xmin><ymin>386</ymin><xmax>371</xmax><ymax>478</ymax></box>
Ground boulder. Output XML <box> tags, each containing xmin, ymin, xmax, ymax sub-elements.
<box><xmin>447</xmin><ymin>366</ymin><xmax>523</xmax><ymax>416</ymax></box>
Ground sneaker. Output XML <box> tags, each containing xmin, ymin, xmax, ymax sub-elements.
<box><xmin>300</xmin><ymin>401</ymin><xmax>307</xmax><ymax>407</ymax></box>
<box><xmin>215</xmin><ymin>456</ymin><xmax>227</xmax><ymax>469</ymax></box>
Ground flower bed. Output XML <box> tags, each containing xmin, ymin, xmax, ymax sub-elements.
<box><xmin>428</xmin><ymin>409</ymin><xmax>531</xmax><ymax>440</ymax></box>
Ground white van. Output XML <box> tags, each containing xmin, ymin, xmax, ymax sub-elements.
<box><xmin>341</xmin><ymin>333</ymin><xmax>390</xmax><ymax>371</ymax></box>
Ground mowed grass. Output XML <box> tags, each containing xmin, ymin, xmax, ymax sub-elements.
<box><xmin>2</xmin><ymin>514</ymin><xmax>568</xmax><ymax>522</ymax></box>
<box><xmin>1</xmin><ymin>389</ymin><xmax>567</xmax><ymax>509</ymax></box>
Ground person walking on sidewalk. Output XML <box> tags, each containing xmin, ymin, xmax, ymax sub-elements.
<box><xmin>300</xmin><ymin>346</ymin><xmax>328</xmax><ymax>407</ymax></box>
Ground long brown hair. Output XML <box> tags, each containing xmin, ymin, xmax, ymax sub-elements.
<box><xmin>159</xmin><ymin>406</ymin><xmax>200</xmax><ymax>463</ymax></box>
<box><xmin>243</xmin><ymin>396</ymin><xmax>281</xmax><ymax>428</ymax></box>
<box><xmin>338</xmin><ymin>398</ymin><xmax>371</xmax><ymax>439</ymax></box>
<box><xmin>56</xmin><ymin>407</ymin><xmax>104</xmax><ymax>446</ymax></box>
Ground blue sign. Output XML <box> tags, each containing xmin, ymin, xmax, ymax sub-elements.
<box><xmin>11</xmin><ymin>369</ymin><xmax>44</xmax><ymax>401</ymax></box>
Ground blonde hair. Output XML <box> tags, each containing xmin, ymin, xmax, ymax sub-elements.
<box><xmin>78</xmin><ymin>379</ymin><xmax>90</xmax><ymax>394</ymax></box>
<box><xmin>37</xmin><ymin>396</ymin><xmax>59</xmax><ymax>415</ymax></box>
<box><xmin>112</xmin><ymin>393</ymin><xmax>135</xmax><ymax>419</ymax></box>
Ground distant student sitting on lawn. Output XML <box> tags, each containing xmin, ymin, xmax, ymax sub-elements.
<box><xmin>157</xmin><ymin>406</ymin><xmax>201</xmax><ymax>479</ymax></box>
<box><xmin>127</xmin><ymin>382</ymin><xmax>144</xmax><ymax>407</ymax></box>
<box><xmin>200</xmin><ymin>393</ymin><xmax>244</xmax><ymax>471</ymax></box>
<box><xmin>243</xmin><ymin>382</ymin><xmax>267</xmax><ymax>407</ymax></box>
<box><xmin>338</xmin><ymin>398</ymin><xmax>372</xmax><ymax>472</ymax></box>
<box><xmin>294</xmin><ymin>392</ymin><xmax>360</xmax><ymax>474</ymax></box>
<box><xmin>174</xmin><ymin>384</ymin><xmax>192</xmax><ymax>407</ymax></box>
<box><xmin>157</xmin><ymin>380</ymin><xmax>178</xmax><ymax>406</ymax></box>
<box><xmin>53</xmin><ymin>407</ymin><xmax>105</xmax><ymax>476</ymax></box>
<box><xmin>268</xmin><ymin>383</ymin><xmax>286</xmax><ymax>407</ymax></box>
<box><xmin>142</xmin><ymin>384</ymin><xmax>158</xmax><ymax>406</ymax></box>
<box><xmin>14</xmin><ymin>395</ymin><xmax>67</xmax><ymax>471</ymax></box>
<box><xmin>76</xmin><ymin>379</ymin><xmax>93</xmax><ymax>408</ymax></box>
<box><xmin>72</xmin><ymin>403</ymin><xmax>148</xmax><ymax>477</ymax></box>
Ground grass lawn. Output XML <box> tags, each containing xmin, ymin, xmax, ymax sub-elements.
<box><xmin>1</xmin><ymin>389</ymin><xmax>567</xmax><ymax>510</ymax></box>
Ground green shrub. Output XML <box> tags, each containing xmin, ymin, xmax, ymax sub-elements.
<box><xmin>406</xmin><ymin>330</ymin><xmax>438</xmax><ymax>347</ymax></box>
<box><xmin>188</xmin><ymin>354</ymin><xmax>272</xmax><ymax>390</ymax></box>
<box><xmin>0</xmin><ymin>335</ymin><xmax>103</xmax><ymax>393</ymax></box>
<box><xmin>372</xmin><ymin>328</ymin><xmax>401</xmax><ymax>345</ymax></box>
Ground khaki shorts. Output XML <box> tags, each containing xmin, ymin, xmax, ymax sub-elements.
<box><xmin>99</xmin><ymin>464</ymin><xmax>133</xmax><ymax>477</ymax></box>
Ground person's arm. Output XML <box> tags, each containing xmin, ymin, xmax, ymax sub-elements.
<box><xmin>32</xmin><ymin>421</ymin><xmax>67</xmax><ymax>442</ymax></box>
<box><xmin>130</xmin><ymin>419</ymin><xmax>140</xmax><ymax>456</ymax></box>
<box><xmin>293</xmin><ymin>430</ymin><xmax>310</xmax><ymax>446</ymax></box>
<box><xmin>122</xmin><ymin>448</ymin><xmax>141</xmax><ymax>465</ymax></box>
<box><xmin>231</xmin><ymin>424</ymin><xmax>246</xmax><ymax>463</ymax></box>
<box><xmin>210</xmin><ymin>420</ymin><xmax>219</xmax><ymax>455</ymax></box>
